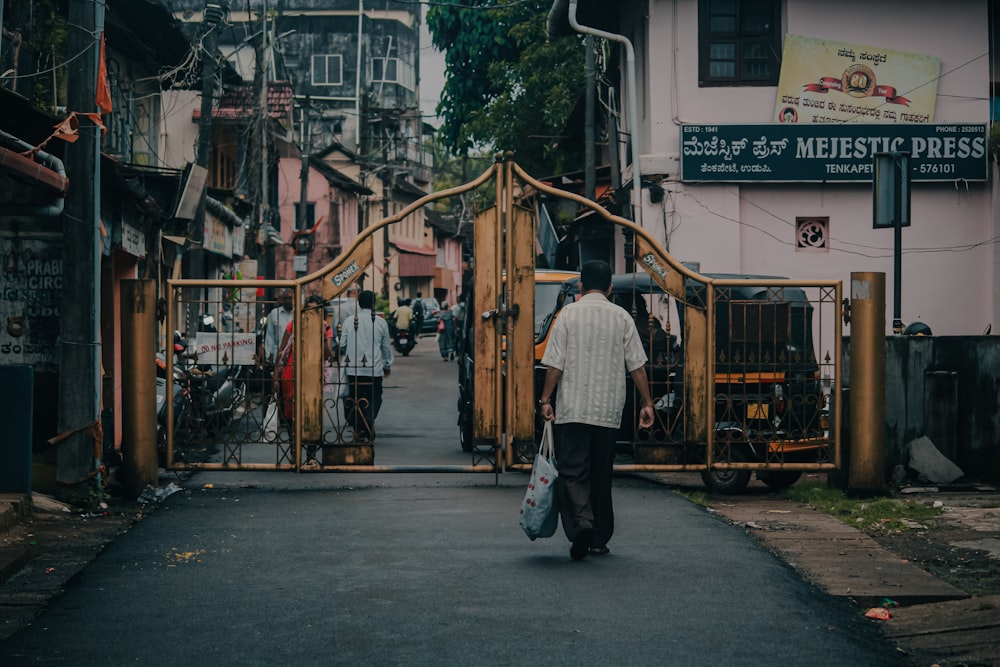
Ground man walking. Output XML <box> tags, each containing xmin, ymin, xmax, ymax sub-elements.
<box><xmin>539</xmin><ymin>260</ymin><xmax>654</xmax><ymax>560</ymax></box>
<box><xmin>411</xmin><ymin>291</ymin><xmax>425</xmax><ymax>333</ymax></box>
<box><xmin>339</xmin><ymin>290</ymin><xmax>393</xmax><ymax>441</ymax></box>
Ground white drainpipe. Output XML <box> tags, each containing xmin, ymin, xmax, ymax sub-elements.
<box><xmin>568</xmin><ymin>0</ymin><xmax>642</xmax><ymax>222</ymax></box>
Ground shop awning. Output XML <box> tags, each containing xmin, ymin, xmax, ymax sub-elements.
<box><xmin>398</xmin><ymin>252</ymin><xmax>436</xmax><ymax>277</ymax></box>
<box><xmin>392</xmin><ymin>241</ymin><xmax>435</xmax><ymax>256</ymax></box>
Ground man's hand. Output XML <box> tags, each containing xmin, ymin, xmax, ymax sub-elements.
<box><xmin>540</xmin><ymin>403</ymin><xmax>555</xmax><ymax>422</ymax></box>
<box><xmin>383</xmin><ymin>367</ymin><xmax>391</xmax><ymax>378</ymax></box>
<box><xmin>638</xmin><ymin>405</ymin><xmax>654</xmax><ymax>429</ymax></box>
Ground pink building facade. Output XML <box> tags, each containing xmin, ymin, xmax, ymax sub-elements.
<box><xmin>275</xmin><ymin>157</ymin><xmax>370</xmax><ymax>290</ymax></box>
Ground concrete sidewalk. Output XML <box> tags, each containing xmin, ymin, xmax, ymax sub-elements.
<box><xmin>680</xmin><ymin>488</ymin><xmax>1000</xmax><ymax>667</ymax></box>
<box><xmin>705</xmin><ymin>494</ymin><xmax>967</xmax><ymax>606</ymax></box>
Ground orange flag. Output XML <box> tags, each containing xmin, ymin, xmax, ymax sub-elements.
<box><xmin>52</xmin><ymin>113</ymin><xmax>81</xmax><ymax>143</ymax></box>
<box><xmin>96</xmin><ymin>33</ymin><xmax>112</xmax><ymax>115</ymax></box>
<box><xmin>49</xmin><ymin>112</ymin><xmax>108</xmax><ymax>146</ymax></box>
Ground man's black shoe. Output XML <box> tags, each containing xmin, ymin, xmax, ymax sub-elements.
<box><xmin>570</xmin><ymin>527</ymin><xmax>593</xmax><ymax>561</ymax></box>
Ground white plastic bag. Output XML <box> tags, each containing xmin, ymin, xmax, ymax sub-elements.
<box><xmin>261</xmin><ymin>398</ymin><xmax>279</xmax><ymax>441</ymax></box>
<box><xmin>322</xmin><ymin>363</ymin><xmax>339</xmax><ymax>396</ymax></box>
<box><xmin>519</xmin><ymin>421</ymin><xmax>559</xmax><ymax>540</ymax></box>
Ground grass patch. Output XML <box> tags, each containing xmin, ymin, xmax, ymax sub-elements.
<box><xmin>677</xmin><ymin>489</ymin><xmax>710</xmax><ymax>508</ymax></box>
<box><xmin>784</xmin><ymin>481</ymin><xmax>942</xmax><ymax>534</ymax></box>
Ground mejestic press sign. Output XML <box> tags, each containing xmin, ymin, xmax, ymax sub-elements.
<box><xmin>679</xmin><ymin>124</ymin><xmax>987</xmax><ymax>183</ymax></box>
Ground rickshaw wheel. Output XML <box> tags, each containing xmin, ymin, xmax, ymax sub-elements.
<box><xmin>459</xmin><ymin>413</ymin><xmax>474</xmax><ymax>453</ymax></box>
<box><xmin>757</xmin><ymin>470</ymin><xmax>802</xmax><ymax>489</ymax></box>
<box><xmin>701</xmin><ymin>445</ymin><xmax>751</xmax><ymax>494</ymax></box>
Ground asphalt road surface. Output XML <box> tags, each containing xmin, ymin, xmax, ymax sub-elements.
<box><xmin>1</xmin><ymin>336</ymin><xmax>905</xmax><ymax>666</ymax></box>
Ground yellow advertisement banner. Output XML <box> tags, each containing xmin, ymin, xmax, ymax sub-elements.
<box><xmin>635</xmin><ymin>236</ymin><xmax>684</xmax><ymax>300</ymax></box>
<box><xmin>321</xmin><ymin>237</ymin><xmax>373</xmax><ymax>301</ymax></box>
<box><xmin>774</xmin><ymin>34</ymin><xmax>940</xmax><ymax>125</ymax></box>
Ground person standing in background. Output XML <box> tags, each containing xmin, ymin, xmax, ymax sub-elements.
<box><xmin>339</xmin><ymin>290</ymin><xmax>393</xmax><ymax>442</ymax></box>
<box><xmin>261</xmin><ymin>288</ymin><xmax>294</xmax><ymax>365</ymax></box>
<box><xmin>411</xmin><ymin>291</ymin><xmax>425</xmax><ymax>333</ymax></box>
<box><xmin>437</xmin><ymin>302</ymin><xmax>455</xmax><ymax>361</ymax></box>
<box><xmin>273</xmin><ymin>295</ymin><xmax>333</xmax><ymax>462</ymax></box>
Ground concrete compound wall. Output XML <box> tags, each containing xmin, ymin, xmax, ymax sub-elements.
<box><xmin>843</xmin><ymin>336</ymin><xmax>1000</xmax><ymax>481</ymax></box>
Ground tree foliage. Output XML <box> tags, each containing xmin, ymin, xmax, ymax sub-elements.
<box><xmin>426</xmin><ymin>134</ymin><xmax>494</xmax><ymax>213</ymax></box>
<box><xmin>426</xmin><ymin>1</ymin><xmax>585</xmax><ymax>176</ymax></box>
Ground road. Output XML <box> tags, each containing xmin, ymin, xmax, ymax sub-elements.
<box><xmin>0</xmin><ymin>335</ymin><xmax>906</xmax><ymax>666</ymax></box>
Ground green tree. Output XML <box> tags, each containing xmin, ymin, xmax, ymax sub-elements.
<box><xmin>427</xmin><ymin>0</ymin><xmax>585</xmax><ymax>176</ymax></box>
<box><xmin>428</xmin><ymin>134</ymin><xmax>494</xmax><ymax>212</ymax></box>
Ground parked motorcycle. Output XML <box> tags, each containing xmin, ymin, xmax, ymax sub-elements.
<box><xmin>186</xmin><ymin>316</ymin><xmax>247</xmax><ymax>426</ymax></box>
<box><xmin>155</xmin><ymin>346</ymin><xmax>188</xmax><ymax>464</ymax></box>
<box><xmin>155</xmin><ymin>321</ymin><xmax>246</xmax><ymax>461</ymax></box>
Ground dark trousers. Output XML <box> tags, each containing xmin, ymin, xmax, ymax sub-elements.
<box><xmin>343</xmin><ymin>375</ymin><xmax>383</xmax><ymax>440</ymax></box>
<box><xmin>553</xmin><ymin>422</ymin><xmax>617</xmax><ymax>546</ymax></box>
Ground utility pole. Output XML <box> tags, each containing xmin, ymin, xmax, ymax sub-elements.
<box><xmin>380</xmin><ymin>111</ymin><xmax>393</xmax><ymax>302</ymax></box>
<box><xmin>584</xmin><ymin>35</ymin><xmax>595</xmax><ymax>202</ymax></box>
<box><xmin>196</xmin><ymin>7</ymin><xmax>221</xmax><ymax>169</ymax></box>
<box><xmin>58</xmin><ymin>0</ymin><xmax>102</xmax><ymax>501</ymax></box>
<box><xmin>192</xmin><ymin>3</ymin><xmax>225</xmax><ymax>298</ymax></box>
<box><xmin>381</xmin><ymin>169</ymin><xmax>391</xmax><ymax>302</ymax></box>
<box><xmin>255</xmin><ymin>3</ymin><xmax>273</xmax><ymax>281</ymax></box>
<box><xmin>297</xmin><ymin>100</ymin><xmax>310</xmax><ymax>233</ymax></box>
<box><xmin>296</xmin><ymin>99</ymin><xmax>310</xmax><ymax>279</ymax></box>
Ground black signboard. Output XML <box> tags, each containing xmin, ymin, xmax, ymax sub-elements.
<box><xmin>679</xmin><ymin>124</ymin><xmax>987</xmax><ymax>182</ymax></box>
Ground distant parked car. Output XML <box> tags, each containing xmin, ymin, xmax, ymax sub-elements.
<box><xmin>415</xmin><ymin>297</ymin><xmax>441</xmax><ymax>333</ymax></box>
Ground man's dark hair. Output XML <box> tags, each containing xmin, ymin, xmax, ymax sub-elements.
<box><xmin>359</xmin><ymin>290</ymin><xmax>376</xmax><ymax>309</ymax></box>
<box><xmin>580</xmin><ymin>260</ymin><xmax>613</xmax><ymax>292</ymax></box>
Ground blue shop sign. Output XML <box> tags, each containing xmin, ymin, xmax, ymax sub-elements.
<box><xmin>679</xmin><ymin>124</ymin><xmax>987</xmax><ymax>182</ymax></box>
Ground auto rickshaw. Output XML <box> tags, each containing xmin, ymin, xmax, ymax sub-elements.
<box><xmin>543</xmin><ymin>271</ymin><xmax>831</xmax><ymax>493</ymax></box>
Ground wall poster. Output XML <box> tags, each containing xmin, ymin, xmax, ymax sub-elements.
<box><xmin>774</xmin><ymin>34</ymin><xmax>941</xmax><ymax>125</ymax></box>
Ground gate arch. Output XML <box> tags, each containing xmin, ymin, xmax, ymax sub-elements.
<box><xmin>164</xmin><ymin>156</ymin><xmax>841</xmax><ymax>488</ymax></box>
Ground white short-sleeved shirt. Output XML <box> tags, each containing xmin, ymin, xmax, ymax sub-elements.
<box><xmin>541</xmin><ymin>292</ymin><xmax>648</xmax><ymax>428</ymax></box>
<box><xmin>340</xmin><ymin>309</ymin><xmax>393</xmax><ymax>377</ymax></box>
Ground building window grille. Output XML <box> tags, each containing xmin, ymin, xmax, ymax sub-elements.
<box><xmin>699</xmin><ymin>0</ymin><xmax>780</xmax><ymax>86</ymax></box>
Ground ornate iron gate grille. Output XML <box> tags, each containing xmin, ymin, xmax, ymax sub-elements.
<box><xmin>160</xmin><ymin>158</ymin><xmax>841</xmax><ymax>483</ymax></box>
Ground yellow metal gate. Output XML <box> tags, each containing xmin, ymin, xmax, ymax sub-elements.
<box><xmin>162</xmin><ymin>156</ymin><xmax>841</xmax><ymax>488</ymax></box>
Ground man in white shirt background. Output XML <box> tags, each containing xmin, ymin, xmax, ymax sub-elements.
<box><xmin>339</xmin><ymin>290</ymin><xmax>393</xmax><ymax>441</ymax></box>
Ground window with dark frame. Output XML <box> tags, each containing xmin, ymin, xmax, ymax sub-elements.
<box><xmin>373</xmin><ymin>57</ymin><xmax>399</xmax><ymax>83</ymax></box>
<box><xmin>699</xmin><ymin>0</ymin><xmax>781</xmax><ymax>87</ymax></box>
<box><xmin>293</xmin><ymin>202</ymin><xmax>316</xmax><ymax>231</ymax></box>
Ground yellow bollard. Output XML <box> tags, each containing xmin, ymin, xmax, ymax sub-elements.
<box><xmin>121</xmin><ymin>280</ymin><xmax>159</xmax><ymax>497</ymax></box>
<box><xmin>848</xmin><ymin>272</ymin><xmax>887</xmax><ymax>495</ymax></box>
